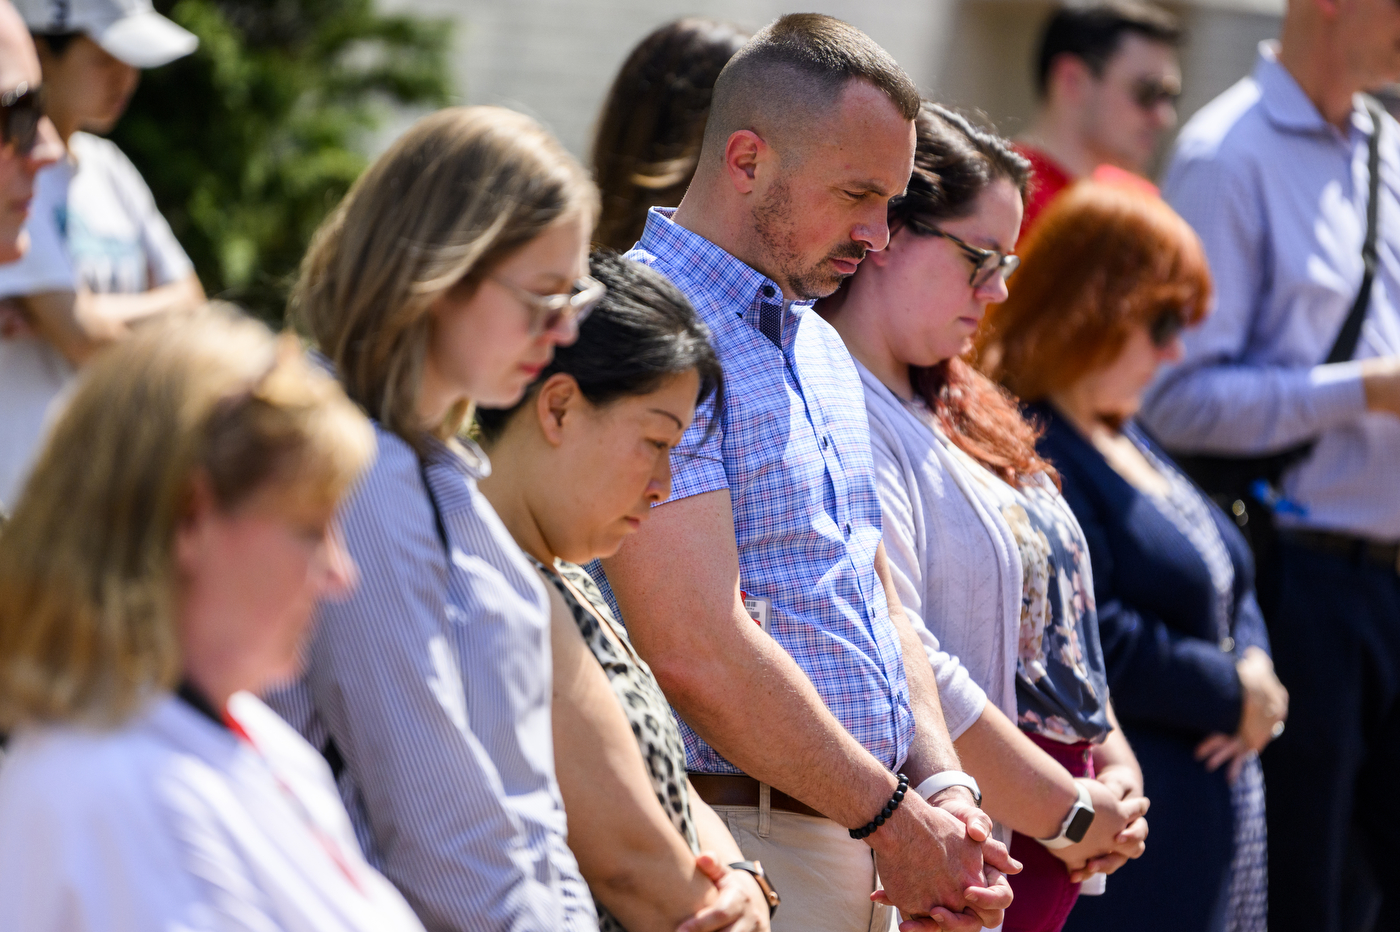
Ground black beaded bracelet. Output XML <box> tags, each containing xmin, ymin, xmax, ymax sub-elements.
<box><xmin>850</xmin><ymin>772</ymin><xmax>909</xmax><ymax>840</ymax></box>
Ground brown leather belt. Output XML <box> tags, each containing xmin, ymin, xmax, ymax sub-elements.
<box><xmin>1280</xmin><ymin>529</ymin><xmax>1400</xmax><ymax>575</ymax></box>
<box><xmin>689</xmin><ymin>773</ymin><xmax>826</xmax><ymax>819</ymax></box>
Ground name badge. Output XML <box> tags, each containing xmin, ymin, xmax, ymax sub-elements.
<box><xmin>741</xmin><ymin>590</ymin><xmax>772</xmax><ymax>633</ymax></box>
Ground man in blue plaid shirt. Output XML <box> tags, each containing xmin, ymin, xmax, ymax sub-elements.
<box><xmin>593</xmin><ymin>14</ymin><xmax>1018</xmax><ymax>932</ymax></box>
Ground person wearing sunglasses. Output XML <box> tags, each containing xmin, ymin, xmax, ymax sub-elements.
<box><xmin>264</xmin><ymin>106</ymin><xmax>614</xmax><ymax>932</ymax></box>
<box><xmin>819</xmin><ymin>105</ymin><xmax>1149</xmax><ymax>932</ymax></box>
<box><xmin>977</xmin><ymin>182</ymin><xmax>1286</xmax><ymax>932</ymax></box>
<box><xmin>0</xmin><ymin>0</ymin><xmax>61</xmax><ymax>264</ymax></box>
<box><xmin>1013</xmin><ymin>0</ymin><xmax>1182</xmax><ymax>237</ymax></box>
<box><xmin>0</xmin><ymin>0</ymin><xmax>204</xmax><ymax>511</ymax></box>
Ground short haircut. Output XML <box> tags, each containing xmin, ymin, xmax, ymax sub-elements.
<box><xmin>592</xmin><ymin>18</ymin><xmax>749</xmax><ymax>251</ymax></box>
<box><xmin>293</xmin><ymin>106</ymin><xmax>598</xmax><ymax>450</ymax></box>
<box><xmin>701</xmin><ymin>13</ymin><xmax>920</xmax><ymax>164</ymax></box>
<box><xmin>974</xmin><ymin>182</ymin><xmax>1212</xmax><ymax>403</ymax></box>
<box><xmin>475</xmin><ymin>249</ymin><xmax>723</xmax><ymax>443</ymax></box>
<box><xmin>0</xmin><ymin>305</ymin><xmax>374</xmax><ymax>729</ymax></box>
<box><xmin>1034</xmin><ymin>1</ymin><xmax>1182</xmax><ymax>97</ymax></box>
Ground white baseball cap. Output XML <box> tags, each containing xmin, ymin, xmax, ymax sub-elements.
<box><xmin>16</xmin><ymin>0</ymin><xmax>198</xmax><ymax>68</ymax></box>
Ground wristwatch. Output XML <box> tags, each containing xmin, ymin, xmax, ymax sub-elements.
<box><xmin>1038</xmin><ymin>780</ymin><xmax>1096</xmax><ymax>849</ymax></box>
<box><xmin>728</xmin><ymin>860</ymin><xmax>780</xmax><ymax>918</ymax></box>
<box><xmin>914</xmin><ymin>770</ymin><xmax>983</xmax><ymax>807</ymax></box>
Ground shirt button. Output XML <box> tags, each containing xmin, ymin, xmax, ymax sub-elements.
<box><xmin>761</xmin><ymin>285</ymin><xmax>775</xmax><ymax>298</ymax></box>
<box><xmin>844</xmin><ymin>522</ymin><xmax>852</xmax><ymax>537</ymax></box>
<box><xmin>822</xmin><ymin>435</ymin><xmax>830</xmax><ymax>449</ymax></box>
<box><xmin>1220</xmin><ymin>636</ymin><xmax>1236</xmax><ymax>653</ymax></box>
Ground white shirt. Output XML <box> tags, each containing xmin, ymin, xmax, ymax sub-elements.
<box><xmin>0</xmin><ymin>691</ymin><xmax>428</xmax><ymax>932</ymax></box>
<box><xmin>0</xmin><ymin>132</ymin><xmax>195</xmax><ymax>510</ymax></box>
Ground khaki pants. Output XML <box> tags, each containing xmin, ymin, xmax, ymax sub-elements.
<box><xmin>713</xmin><ymin>791</ymin><xmax>898</xmax><ymax>932</ymax></box>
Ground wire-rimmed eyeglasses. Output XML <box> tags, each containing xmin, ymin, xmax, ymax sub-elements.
<box><xmin>491</xmin><ymin>274</ymin><xmax>607</xmax><ymax>336</ymax></box>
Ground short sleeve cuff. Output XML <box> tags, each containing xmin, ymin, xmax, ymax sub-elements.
<box><xmin>662</xmin><ymin>452</ymin><xmax>729</xmax><ymax>504</ymax></box>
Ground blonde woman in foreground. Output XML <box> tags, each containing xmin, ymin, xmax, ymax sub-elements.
<box><xmin>0</xmin><ymin>306</ymin><xmax>428</xmax><ymax>930</ymax></box>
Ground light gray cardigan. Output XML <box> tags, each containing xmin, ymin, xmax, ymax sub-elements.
<box><xmin>860</xmin><ymin>362</ymin><xmax>1021</xmax><ymax>739</ymax></box>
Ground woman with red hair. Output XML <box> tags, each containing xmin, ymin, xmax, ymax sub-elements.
<box><xmin>818</xmin><ymin>105</ymin><xmax>1149</xmax><ymax>932</ymax></box>
<box><xmin>977</xmin><ymin>181</ymin><xmax>1288</xmax><ymax>932</ymax></box>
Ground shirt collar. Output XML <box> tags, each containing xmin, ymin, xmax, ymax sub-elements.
<box><xmin>1255</xmin><ymin>40</ymin><xmax>1375</xmax><ymax>138</ymax></box>
<box><xmin>638</xmin><ymin>207</ymin><xmax>813</xmax><ymax>330</ymax></box>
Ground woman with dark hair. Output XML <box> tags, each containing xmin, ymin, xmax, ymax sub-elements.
<box><xmin>591</xmin><ymin>18</ymin><xmax>748</xmax><ymax>251</ymax></box>
<box><xmin>977</xmin><ymin>182</ymin><xmax>1287</xmax><ymax>932</ymax></box>
<box><xmin>476</xmin><ymin>251</ymin><xmax>771</xmax><ymax>932</ymax></box>
<box><xmin>817</xmin><ymin>104</ymin><xmax>1148</xmax><ymax>932</ymax></box>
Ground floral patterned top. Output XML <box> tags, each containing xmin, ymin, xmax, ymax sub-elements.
<box><xmin>945</xmin><ymin>444</ymin><xmax>1112</xmax><ymax>744</ymax></box>
<box><xmin>535</xmin><ymin>558</ymin><xmax>700</xmax><ymax>932</ymax></box>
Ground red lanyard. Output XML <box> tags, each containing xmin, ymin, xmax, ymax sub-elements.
<box><xmin>223</xmin><ymin>711</ymin><xmax>368</xmax><ymax>896</ymax></box>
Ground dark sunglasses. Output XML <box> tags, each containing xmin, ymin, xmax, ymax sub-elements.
<box><xmin>1132</xmin><ymin>77</ymin><xmax>1181</xmax><ymax>111</ymax></box>
<box><xmin>1</xmin><ymin>82</ymin><xmax>45</xmax><ymax>156</ymax></box>
<box><xmin>1148</xmin><ymin>308</ymin><xmax>1187</xmax><ymax>347</ymax></box>
<box><xmin>906</xmin><ymin>219</ymin><xmax>1020</xmax><ymax>289</ymax></box>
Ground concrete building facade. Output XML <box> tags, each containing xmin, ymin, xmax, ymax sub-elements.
<box><xmin>381</xmin><ymin>0</ymin><xmax>1285</xmax><ymax>179</ymax></box>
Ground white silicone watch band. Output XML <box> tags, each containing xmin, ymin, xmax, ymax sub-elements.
<box><xmin>1038</xmin><ymin>780</ymin><xmax>1094</xmax><ymax>849</ymax></box>
<box><xmin>914</xmin><ymin>771</ymin><xmax>982</xmax><ymax>807</ymax></box>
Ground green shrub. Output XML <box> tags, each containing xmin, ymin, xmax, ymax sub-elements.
<box><xmin>110</xmin><ymin>0</ymin><xmax>452</xmax><ymax>323</ymax></box>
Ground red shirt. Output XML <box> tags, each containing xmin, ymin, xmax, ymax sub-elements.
<box><xmin>1014</xmin><ymin>145</ymin><xmax>1162</xmax><ymax>241</ymax></box>
<box><xmin>1015</xmin><ymin>144</ymin><xmax>1073</xmax><ymax>239</ymax></box>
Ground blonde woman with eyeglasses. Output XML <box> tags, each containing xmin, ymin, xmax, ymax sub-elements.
<box><xmin>264</xmin><ymin>105</ymin><xmax>613</xmax><ymax>932</ymax></box>
<box><xmin>0</xmin><ymin>306</ymin><xmax>430</xmax><ymax>931</ymax></box>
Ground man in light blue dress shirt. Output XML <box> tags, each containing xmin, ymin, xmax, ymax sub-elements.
<box><xmin>1142</xmin><ymin>2</ymin><xmax>1400</xmax><ymax>926</ymax></box>
<box><xmin>592</xmin><ymin>14</ymin><xmax>1016</xmax><ymax>932</ymax></box>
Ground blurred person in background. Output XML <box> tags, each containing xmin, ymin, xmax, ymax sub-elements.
<box><xmin>1141</xmin><ymin>0</ymin><xmax>1400</xmax><ymax>923</ymax></box>
<box><xmin>0</xmin><ymin>0</ymin><xmax>61</xmax><ymax>264</ymax></box>
<box><xmin>478</xmin><ymin>251</ymin><xmax>773</xmax><ymax>932</ymax></box>
<box><xmin>0</xmin><ymin>306</ymin><xmax>432</xmax><ymax>931</ymax></box>
<box><xmin>818</xmin><ymin>104</ymin><xmax>1149</xmax><ymax>932</ymax></box>
<box><xmin>266</xmin><ymin>105</ymin><xmax>604</xmax><ymax>932</ymax></box>
<box><xmin>0</xmin><ymin>0</ymin><xmax>63</xmax><ymax>518</ymax></box>
<box><xmin>1015</xmin><ymin>0</ymin><xmax>1181</xmax><ymax>235</ymax></box>
<box><xmin>978</xmin><ymin>182</ymin><xmax>1288</xmax><ymax>932</ymax></box>
<box><xmin>0</xmin><ymin>0</ymin><xmax>204</xmax><ymax>510</ymax></box>
<box><xmin>592</xmin><ymin>18</ymin><xmax>748</xmax><ymax>252</ymax></box>
<box><xmin>591</xmin><ymin>14</ymin><xmax>1018</xmax><ymax>932</ymax></box>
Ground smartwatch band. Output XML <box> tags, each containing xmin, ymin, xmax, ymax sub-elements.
<box><xmin>1038</xmin><ymin>779</ymin><xmax>1096</xmax><ymax>849</ymax></box>
<box><xmin>914</xmin><ymin>770</ymin><xmax>982</xmax><ymax>807</ymax></box>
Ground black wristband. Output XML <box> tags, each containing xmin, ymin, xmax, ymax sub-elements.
<box><xmin>850</xmin><ymin>772</ymin><xmax>908</xmax><ymax>840</ymax></box>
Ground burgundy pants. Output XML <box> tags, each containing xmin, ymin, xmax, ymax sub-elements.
<box><xmin>1002</xmin><ymin>735</ymin><xmax>1093</xmax><ymax>932</ymax></box>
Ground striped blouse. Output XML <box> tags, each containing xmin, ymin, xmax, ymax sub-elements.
<box><xmin>266</xmin><ymin>426</ymin><xmax>596</xmax><ymax>932</ymax></box>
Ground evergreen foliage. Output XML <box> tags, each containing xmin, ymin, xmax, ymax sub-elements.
<box><xmin>110</xmin><ymin>0</ymin><xmax>453</xmax><ymax>322</ymax></box>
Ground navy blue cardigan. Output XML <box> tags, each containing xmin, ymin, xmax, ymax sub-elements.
<box><xmin>1030</xmin><ymin>403</ymin><xmax>1270</xmax><ymax>738</ymax></box>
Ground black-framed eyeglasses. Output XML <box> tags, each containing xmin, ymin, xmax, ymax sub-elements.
<box><xmin>907</xmin><ymin>219</ymin><xmax>1020</xmax><ymax>289</ymax></box>
<box><xmin>1148</xmin><ymin>308</ymin><xmax>1187</xmax><ymax>348</ymax></box>
<box><xmin>491</xmin><ymin>274</ymin><xmax>607</xmax><ymax>336</ymax></box>
<box><xmin>1</xmin><ymin>82</ymin><xmax>45</xmax><ymax>157</ymax></box>
<box><xmin>1132</xmin><ymin>77</ymin><xmax>1181</xmax><ymax>111</ymax></box>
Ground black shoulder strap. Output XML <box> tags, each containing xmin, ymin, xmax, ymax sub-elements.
<box><xmin>1326</xmin><ymin>96</ymin><xmax>1386</xmax><ymax>365</ymax></box>
<box><xmin>418</xmin><ymin>454</ymin><xmax>450</xmax><ymax>556</ymax></box>
<box><xmin>321</xmin><ymin>453</ymin><xmax>451</xmax><ymax>783</ymax></box>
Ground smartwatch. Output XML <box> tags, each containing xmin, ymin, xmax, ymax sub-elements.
<box><xmin>1038</xmin><ymin>780</ymin><xmax>1096</xmax><ymax>849</ymax></box>
<box><xmin>914</xmin><ymin>770</ymin><xmax>982</xmax><ymax>807</ymax></box>
<box><xmin>729</xmin><ymin>860</ymin><xmax>780</xmax><ymax>918</ymax></box>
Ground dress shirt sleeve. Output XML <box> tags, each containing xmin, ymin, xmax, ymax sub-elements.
<box><xmin>1058</xmin><ymin>468</ymin><xmax>1243</xmax><ymax>736</ymax></box>
<box><xmin>869</xmin><ymin>414</ymin><xmax>987</xmax><ymax>740</ymax></box>
<box><xmin>305</xmin><ymin>459</ymin><xmax>589</xmax><ymax>932</ymax></box>
<box><xmin>664</xmin><ymin>393</ymin><xmax>728</xmax><ymax>503</ymax></box>
<box><xmin>1144</xmin><ymin>149</ymin><xmax>1368</xmax><ymax>454</ymax></box>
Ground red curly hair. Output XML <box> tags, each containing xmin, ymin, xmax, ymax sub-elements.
<box><xmin>973</xmin><ymin>181</ymin><xmax>1212</xmax><ymax>403</ymax></box>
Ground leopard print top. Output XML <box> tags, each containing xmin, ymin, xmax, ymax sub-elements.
<box><xmin>539</xmin><ymin>559</ymin><xmax>700</xmax><ymax>932</ymax></box>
